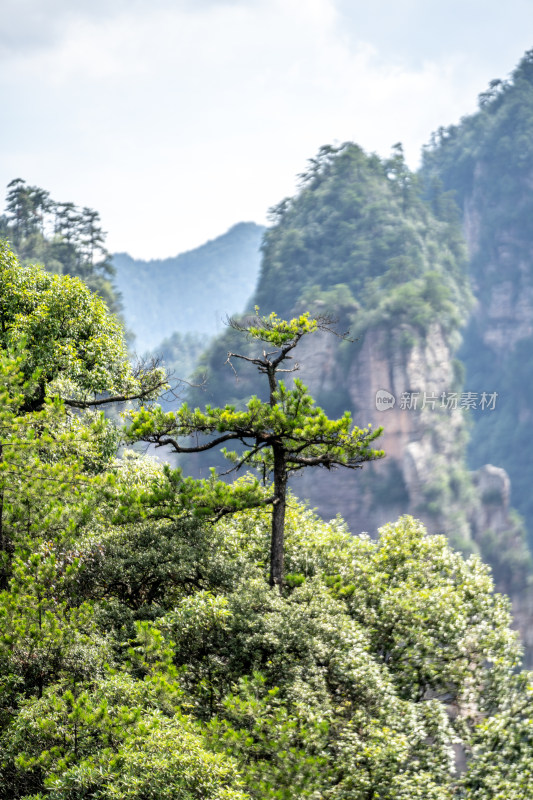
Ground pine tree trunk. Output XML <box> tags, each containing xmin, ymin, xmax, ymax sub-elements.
<box><xmin>270</xmin><ymin>442</ymin><xmax>287</xmax><ymax>589</ymax></box>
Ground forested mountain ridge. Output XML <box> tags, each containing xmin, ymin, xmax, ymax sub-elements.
<box><xmin>113</xmin><ymin>222</ymin><xmax>265</xmax><ymax>353</ymax></box>
<box><xmin>420</xmin><ymin>48</ymin><xmax>533</xmax><ymax>543</ymax></box>
<box><xmin>255</xmin><ymin>142</ymin><xmax>468</xmax><ymax>320</ymax></box>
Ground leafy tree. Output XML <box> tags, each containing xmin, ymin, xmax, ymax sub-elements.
<box><xmin>0</xmin><ymin>241</ymin><xmax>167</xmax><ymax>412</ymax></box>
<box><xmin>126</xmin><ymin>310</ymin><xmax>384</xmax><ymax>587</ymax></box>
<box><xmin>4</xmin><ymin>180</ymin><xmax>51</xmax><ymax>246</ymax></box>
<box><xmin>0</xmin><ymin>549</ymin><xmax>106</xmax><ymax>713</ymax></box>
<box><xmin>0</xmin><ymin>243</ymin><xmax>170</xmax><ymax>596</ymax></box>
<box><xmin>0</xmin><ymin>344</ymin><xmax>120</xmax><ymax>585</ymax></box>
<box><xmin>461</xmin><ymin>671</ymin><xmax>533</xmax><ymax>799</ymax></box>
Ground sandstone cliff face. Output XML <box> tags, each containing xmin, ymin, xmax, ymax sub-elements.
<box><xmin>295</xmin><ymin>322</ymin><xmax>466</xmax><ymax>540</ymax></box>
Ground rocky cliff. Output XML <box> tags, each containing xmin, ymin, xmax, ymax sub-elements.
<box><xmin>294</xmin><ymin>321</ymin><xmax>522</xmax><ymax>553</ymax></box>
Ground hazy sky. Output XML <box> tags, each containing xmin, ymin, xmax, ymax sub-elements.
<box><xmin>1</xmin><ymin>0</ymin><xmax>532</xmax><ymax>259</ymax></box>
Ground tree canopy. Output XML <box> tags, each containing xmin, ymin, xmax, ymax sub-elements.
<box><xmin>0</xmin><ymin>241</ymin><xmax>167</xmax><ymax>412</ymax></box>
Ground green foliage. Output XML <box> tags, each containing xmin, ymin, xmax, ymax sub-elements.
<box><xmin>461</xmin><ymin>673</ymin><xmax>533</xmax><ymax>799</ymax></box>
<box><xmin>2</xmin><ymin>435</ymin><xmax>532</xmax><ymax>799</ymax></box>
<box><xmin>206</xmin><ymin>672</ymin><xmax>330</xmax><ymax>798</ymax></box>
<box><xmin>107</xmin><ymin>460</ymin><xmax>268</xmax><ymax>530</ymax></box>
<box><xmin>0</xmin><ymin>241</ymin><xmax>167</xmax><ymax>411</ymax></box>
<box><xmin>128</xmin><ymin>380</ymin><xmax>382</xmax><ymax>480</ymax></box>
<box><xmin>0</xmin><ymin>178</ymin><xmax>119</xmax><ymax>313</ymax></box>
<box><xmin>422</xmin><ymin>50</ymin><xmax>533</xmax><ymax>236</ymax></box>
<box><xmin>0</xmin><ymin>348</ymin><xmax>110</xmax><ymax>579</ymax></box>
<box><xmin>255</xmin><ymin>142</ymin><xmax>469</xmax><ymax>325</ymax></box>
<box><xmin>54</xmin><ymin>492</ymin><xmax>525</xmax><ymax>799</ymax></box>
<box><xmin>0</xmin><ymin>236</ymin><xmax>532</xmax><ymax>799</ymax></box>
<box><xmin>159</xmin><ymin>509</ymin><xmax>527</xmax><ymax>799</ymax></box>
<box><xmin>2</xmin><ymin>674</ymin><xmax>247</xmax><ymax>800</ymax></box>
<box><xmin>0</xmin><ymin>550</ymin><xmax>108</xmax><ymax>721</ymax></box>
<box><xmin>72</xmin><ymin>486</ymin><xmax>529</xmax><ymax>799</ymax></box>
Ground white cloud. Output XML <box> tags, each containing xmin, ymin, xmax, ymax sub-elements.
<box><xmin>0</xmin><ymin>0</ymin><xmax>531</xmax><ymax>258</ymax></box>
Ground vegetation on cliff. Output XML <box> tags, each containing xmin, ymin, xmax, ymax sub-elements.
<box><xmin>256</xmin><ymin>142</ymin><xmax>469</xmax><ymax>331</ymax></box>
<box><xmin>421</xmin><ymin>48</ymin><xmax>533</xmax><ymax>547</ymax></box>
<box><xmin>193</xmin><ymin>143</ymin><xmax>470</xmax><ymax>406</ymax></box>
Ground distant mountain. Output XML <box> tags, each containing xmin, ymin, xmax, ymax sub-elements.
<box><xmin>113</xmin><ymin>222</ymin><xmax>265</xmax><ymax>353</ymax></box>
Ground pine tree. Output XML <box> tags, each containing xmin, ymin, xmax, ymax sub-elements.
<box><xmin>126</xmin><ymin>310</ymin><xmax>384</xmax><ymax>587</ymax></box>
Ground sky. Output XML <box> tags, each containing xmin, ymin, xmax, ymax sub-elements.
<box><xmin>1</xmin><ymin>0</ymin><xmax>532</xmax><ymax>259</ymax></box>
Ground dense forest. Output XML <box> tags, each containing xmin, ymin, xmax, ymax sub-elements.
<box><xmin>2</xmin><ymin>47</ymin><xmax>533</xmax><ymax>798</ymax></box>
<box><xmin>0</xmin><ymin>243</ymin><xmax>532</xmax><ymax>798</ymax></box>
